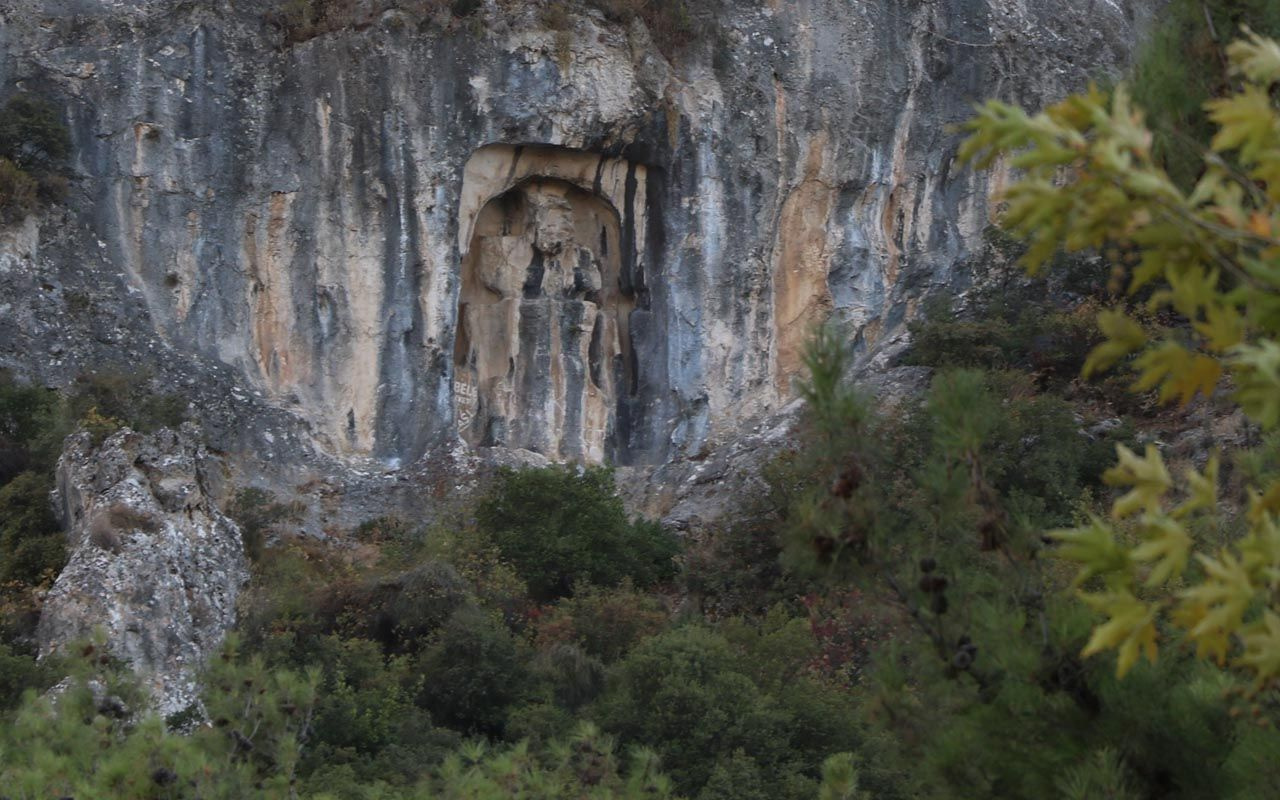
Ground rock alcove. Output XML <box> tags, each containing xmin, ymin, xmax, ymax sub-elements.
<box><xmin>453</xmin><ymin>145</ymin><xmax>649</xmax><ymax>463</ymax></box>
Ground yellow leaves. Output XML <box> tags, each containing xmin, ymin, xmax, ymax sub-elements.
<box><xmin>1231</xmin><ymin>341</ymin><xmax>1280</xmax><ymax>429</ymax></box>
<box><xmin>1174</xmin><ymin>456</ymin><xmax>1219</xmax><ymax>520</ymax></box>
<box><xmin>1237</xmin><ymin>612</ymin><xmax>1280</xmax><ymax>687</ymax></box>
<box><xmin>1083</xmin><ymin>310</ymin><xmax>1146</xmax><ymax>377</ymax></box>
<box><xmin>1150</xmin><ymin>265</ymin><xmax>1220</xmax><ymax>320</ymax></box>
<box><xmin>1207</xmin><ymin>84</ymin><xmax>1280</xmax><ymax>167</ymax></box>
<box><xmin>1103</xmin><ymin>444</ymin><xmax>1171</xmax><ymax>518</ymax></box>
<box><xmin>1131</xmin><ymin>342</ymin><xmax>1223</xmax><ymax>406</ymax></box>
<box><xmin>1227</xmin><ymin>28</ymin><xmax>1280</xmax><ymax>85</ymax></box>
<box><xmin>1237</xmin><ymin>510</ymin><xmax>1280</xmax><ymax>585</ymax></box>
<box><xmin>960</xmin><ymin>29</ymin><xmax>1280</xmax><ymax>689</ymax></box>
<box><xmin>1181</xmin><ymin>552</ymin><xmax>1253</xmax><ymax>640</ymax></box>
<box><xmin>1131</xmin><ymin>514</ymin><xmax>1192</xmax><ymax>588</ymax></box>
<box><xmin>1191</xmin><ymin>302</ymin><xmax>1245</xmax><ymax>353</ymax></box>
<box><xmin>1079</xmin><ymin>590</ymin><xmax>1159</xmax><ymax>678</ymax></box>
<box><xmin>1171</xmin><ymin>601</ymin><xmax>1231</xmax><ymax>665</ymax></box>
<box><xmin>1050</xmin><ymin>517</ymin><xmax>1131</xmax><ymax>587</ymax></box>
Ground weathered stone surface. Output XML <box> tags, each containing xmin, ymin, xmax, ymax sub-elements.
<box><xmin>456</xmin><ymin>146</ymin><xmax>643</xmax><ymax>461</ymax></box>
<box><xmin>37</xmin><ymin>425</ymin><xmax>247</xmax><ymax>717</ymax></box>
<box><xmin>0</xmin><ymin>0</ymin><xmax>1156</xmax><ymax>471</ymax></box>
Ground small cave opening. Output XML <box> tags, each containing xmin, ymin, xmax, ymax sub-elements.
<box><xmin>453</xmin><ymin>150</ymin><xmax>643</xmax><ymax>463</ymax></box>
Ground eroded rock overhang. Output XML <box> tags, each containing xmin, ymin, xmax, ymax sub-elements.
<box><xmin>453</xmin><ymin>144</ymin><xmax>649</xmax><ymax>464</ymax></box>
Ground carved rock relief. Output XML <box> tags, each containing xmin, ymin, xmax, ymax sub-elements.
<box><xmin>454</xmin><ymin>156</ymin><xmax>639</xmax><ymax>463</ymax></box>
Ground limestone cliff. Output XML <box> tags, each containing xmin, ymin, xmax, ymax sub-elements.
<box><xmin>38</xmin><ymin>425</ymin><xmax>246</xmax><ymax>717</ymax></box>
<box><xmin>0</xmin><ymin>0</ymin><xmax>1154</xmax><ymax>471</ymax></box>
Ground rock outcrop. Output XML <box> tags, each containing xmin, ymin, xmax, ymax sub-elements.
<box><xmin>0</xmin><ymin>0</ymin><xmax>1156</xmax><ymax>471</ymax></box>
<box><xmin>38</xmin><ymin>425</ymin><xmax>246</xmax><ymax>717</ymax></box>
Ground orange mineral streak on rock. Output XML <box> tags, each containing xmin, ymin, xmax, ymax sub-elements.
<box><xmin>773</xmin><ymin>131</ymin><xmax>836</xmax><ymax>395</ymax></box>
<box><xmin>245</xmin><ymin>191</ymin><xmax>300</xmax><ymax>390</ymax></box>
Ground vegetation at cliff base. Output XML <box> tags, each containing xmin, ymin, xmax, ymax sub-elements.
<box><xmin>476</xmin><ymin>464</ymin><xmax>678</xmax><ymax>600</ymax></box>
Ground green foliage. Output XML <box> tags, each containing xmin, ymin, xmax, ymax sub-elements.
<box><xmin>0</xmin><ymin>370</ymin><xmax>57</xmax><ymax>480</ymax></box>
<box><xmin>299</xmin><ymin>635</ymin><xmax>459</xmax><ymax>789</ymax></box>
<box><xmin>235</xmin><ymin>537</ymin><xmax>473</xmax><ymax>791</ymax></box>
<box><xmin>0</xmin><ymin>158</ymin><xmax>38</xmax><ymax>224</ymax></box>
<box><xmin>0</xmin><ymin>635</ymin><xmax>318</xmax><ymax>798</ymax></box>
<box><xmin>817</xmin><ymin>752</ymin><xmax>870</xmax><ymax>800</ymax></box>
<box><xmin>476</xmin><ymin>465</ymin><xmax>677</xmax><ymax>600</ymax></box>
<box><xmin>961</xmin><ymin>29</ymin><xmax>1280</xmax><ymax>692</ymax></box>
<box><xmin>1129</xmin><ymin>0</ymin><xmax>1280</xmax><ymax>189</ymax></box>
<box><xmin>228</xmin><ymin>487</ymin><xmax>306</xmax><ymax>560</ymax></box>
<box><xmin>593</xmin><ymin>623</ymin><xmax>865</xmax><ymax>799</ymax></box>
<box><xmin>532</xmin><ymin>579</ymin><xmax>668</xmax><ymax>664</ymax></box>
<box><xmin>780</xmin><ymin>325</ymin><xmax>1280</xmax><ymax>796</ymax></box>
<box><xmin>0</xmin><ymin>632</ymin><xmax>684</xmax><ymax>799</ymax></box>
<box><xmin>0</xmin><ymin>373</ymin><xmax>65</xmax><ymax>594</ymax></box>
<box><xmin>0</xmin><ymin>94</ymin><xmax>70</xmax><ymax>222</ymax></box>
<box><xmin>418</xmin><ymin>605</ymin><xmax>528</xmax><ymax>737</ymax></box>
<box><xmin>425</xmin><ymin>722</ymin><xmax>676</xmax><ymax>799</ymax></box>
<box><xmin>61</xmin><ymin>370</ymin><xmax>188</xmax><ymax>441</ymax></box>
<box><xmin>0</xmin><ymin>471</ymin><xmax>64</xmax><ymax>589</ymax></box>
<box><xmin>0</xmin><ymin>641</ymin><xmax>58</xmax><ymax>712</ymax></box>
<box><xmin>905</xmin><ymin>287</ymin><xmax>1102</xmax><ymax>385</ymax></box>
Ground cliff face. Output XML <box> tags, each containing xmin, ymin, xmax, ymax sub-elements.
<box><xmin>39</xmin><ymin>425</ymin><xmax>246</xmax><ymax>717</ymax></box>
<box><xmin>0</xmin><ymin>0</ymin><xmax>1151</xmax><ymax>468</ymax></box>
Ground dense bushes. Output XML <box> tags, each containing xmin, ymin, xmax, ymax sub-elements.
<box><xmin>0</xmin><ymin>94</ymin><xmax>69</xmax><ymax>223</ymax></box>
<box><xmin>227</xmin><ymin>486</ymin><xmax>306</xmax><ymax>560</ymax></box>
<box><xmin>593</xmin><ymin>622</ymin><xmax>873</xmax><ymax>800</ymax></box>
<box><xmin>1128</xmin><ymin>0</ymin><xmax>1280</xmax><ymax>188</ymax></box>
<box><xmin>778</xmin><ymin>326</ymin><xmax>1280</xmax><ymax>798</ymax></box>
<box><xmin>0</xmin><ymin>373</ymin><xmax>63</xmax><ymax>599</ymax></box>
<box><xmin>476</xmin><ymin>464</ymin><xmax>677</xmax><ymax>600</ymax></box>
<box><xmin>418</xmin><ymin>605</ymin><xmax>528</xmax><ymax>736</ymax></box>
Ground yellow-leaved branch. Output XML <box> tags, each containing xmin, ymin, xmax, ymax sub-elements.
<box><xmin>962</xmin><ymin>28</ymin><xmax>1280</xmax><ymax>691</ymax></box>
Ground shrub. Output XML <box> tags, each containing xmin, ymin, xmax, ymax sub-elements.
<box><xmin>904</xmin><ymin>285</ymin><xmax>1102</xmax><ymax>386</ymax></box>
<box><xmin>585</xmin><ymin>0</ymin><xmax>708</xmax><ymax>56</ymax></box>
<box><xmin>297</xmin><ymin>634</ymin><xmax>458</xmax><ymax>783</ymax></box>
<box><xmin>0</xmin><ymin>636</ymin><xmax>318</xmax><ymax>796</ymax></box>
<box><xmin>381</xmin><ymin>560</ymin><xmax>470</xmax><ymax>647</ymax></box>
<box><xmin>594</xmin><ymin>624</ymin><xmax>863</xmax><ymax>799</ymax></box>
<box><xmin>0</xmin><ymin>159</ymin><xmax>38</xmax><ymax>224</ymax></box>
<box><xmin>0</xmin><ymin>95</ymin><xmax>70</xmax><ymax>174</ymax></box>
<box><xmin>680</xmin><ymin>451</ymin><xmax>821</xmax><ymax>618</ymax></box>
<box><xmin>476</xmin><ymin>464</ymin><xmax>678</xmax><ymax>600</ymax></box>
<box><xmin>0</xmin><ymin>642</ymin><xmax>58</xmax><ymax>711</ymax></box>
<box><xmin>1128</xmin><ymin>0</ymin><xmax>1280</xmax><ymax>189</ymax></box>
<box><xmin>427</xmin><ymin>722</ymin><xmax>676</xmax><ymax>798</ymax></box>
<box><xmin>532</xmin><ymin>579</ymin><xmax>667</xmax><ymax>663</ymax></box>
<box><xmin>0</xmin><ymin>471</ymin><xmax>63</xmax><ymax>588</ymax></box>
<box><xmin>531</xmin><ymin>642</ymin><xmax>606</xmax><ymax>711</ymax></box>
<box><xmin>0</xmin><ymin>372</ymin><xmax>57</xmax><ymax>483</ymax></box>
<box><xmin>0</xmin><ymin>95</ymin><xmax>70</xmax><ymax>223</ymax></box>
<box><xmin>958</xmin><ymin>29</ymin><xmax>1280</xmax><ymax>690</ymax></box>
<box><xmin>63</xmin><ymin>370</ymin><xmax>187</xmax><ymax>435</ymax></box>
<box><xmin>227</xmin><ymin>487</ymin><xmax>305</xmax><ymax>560</ymax></box>
<box><xmin>418</xmin><ymin>605</ymin><xmax>528</xmax><ymax>736</ymax></box>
